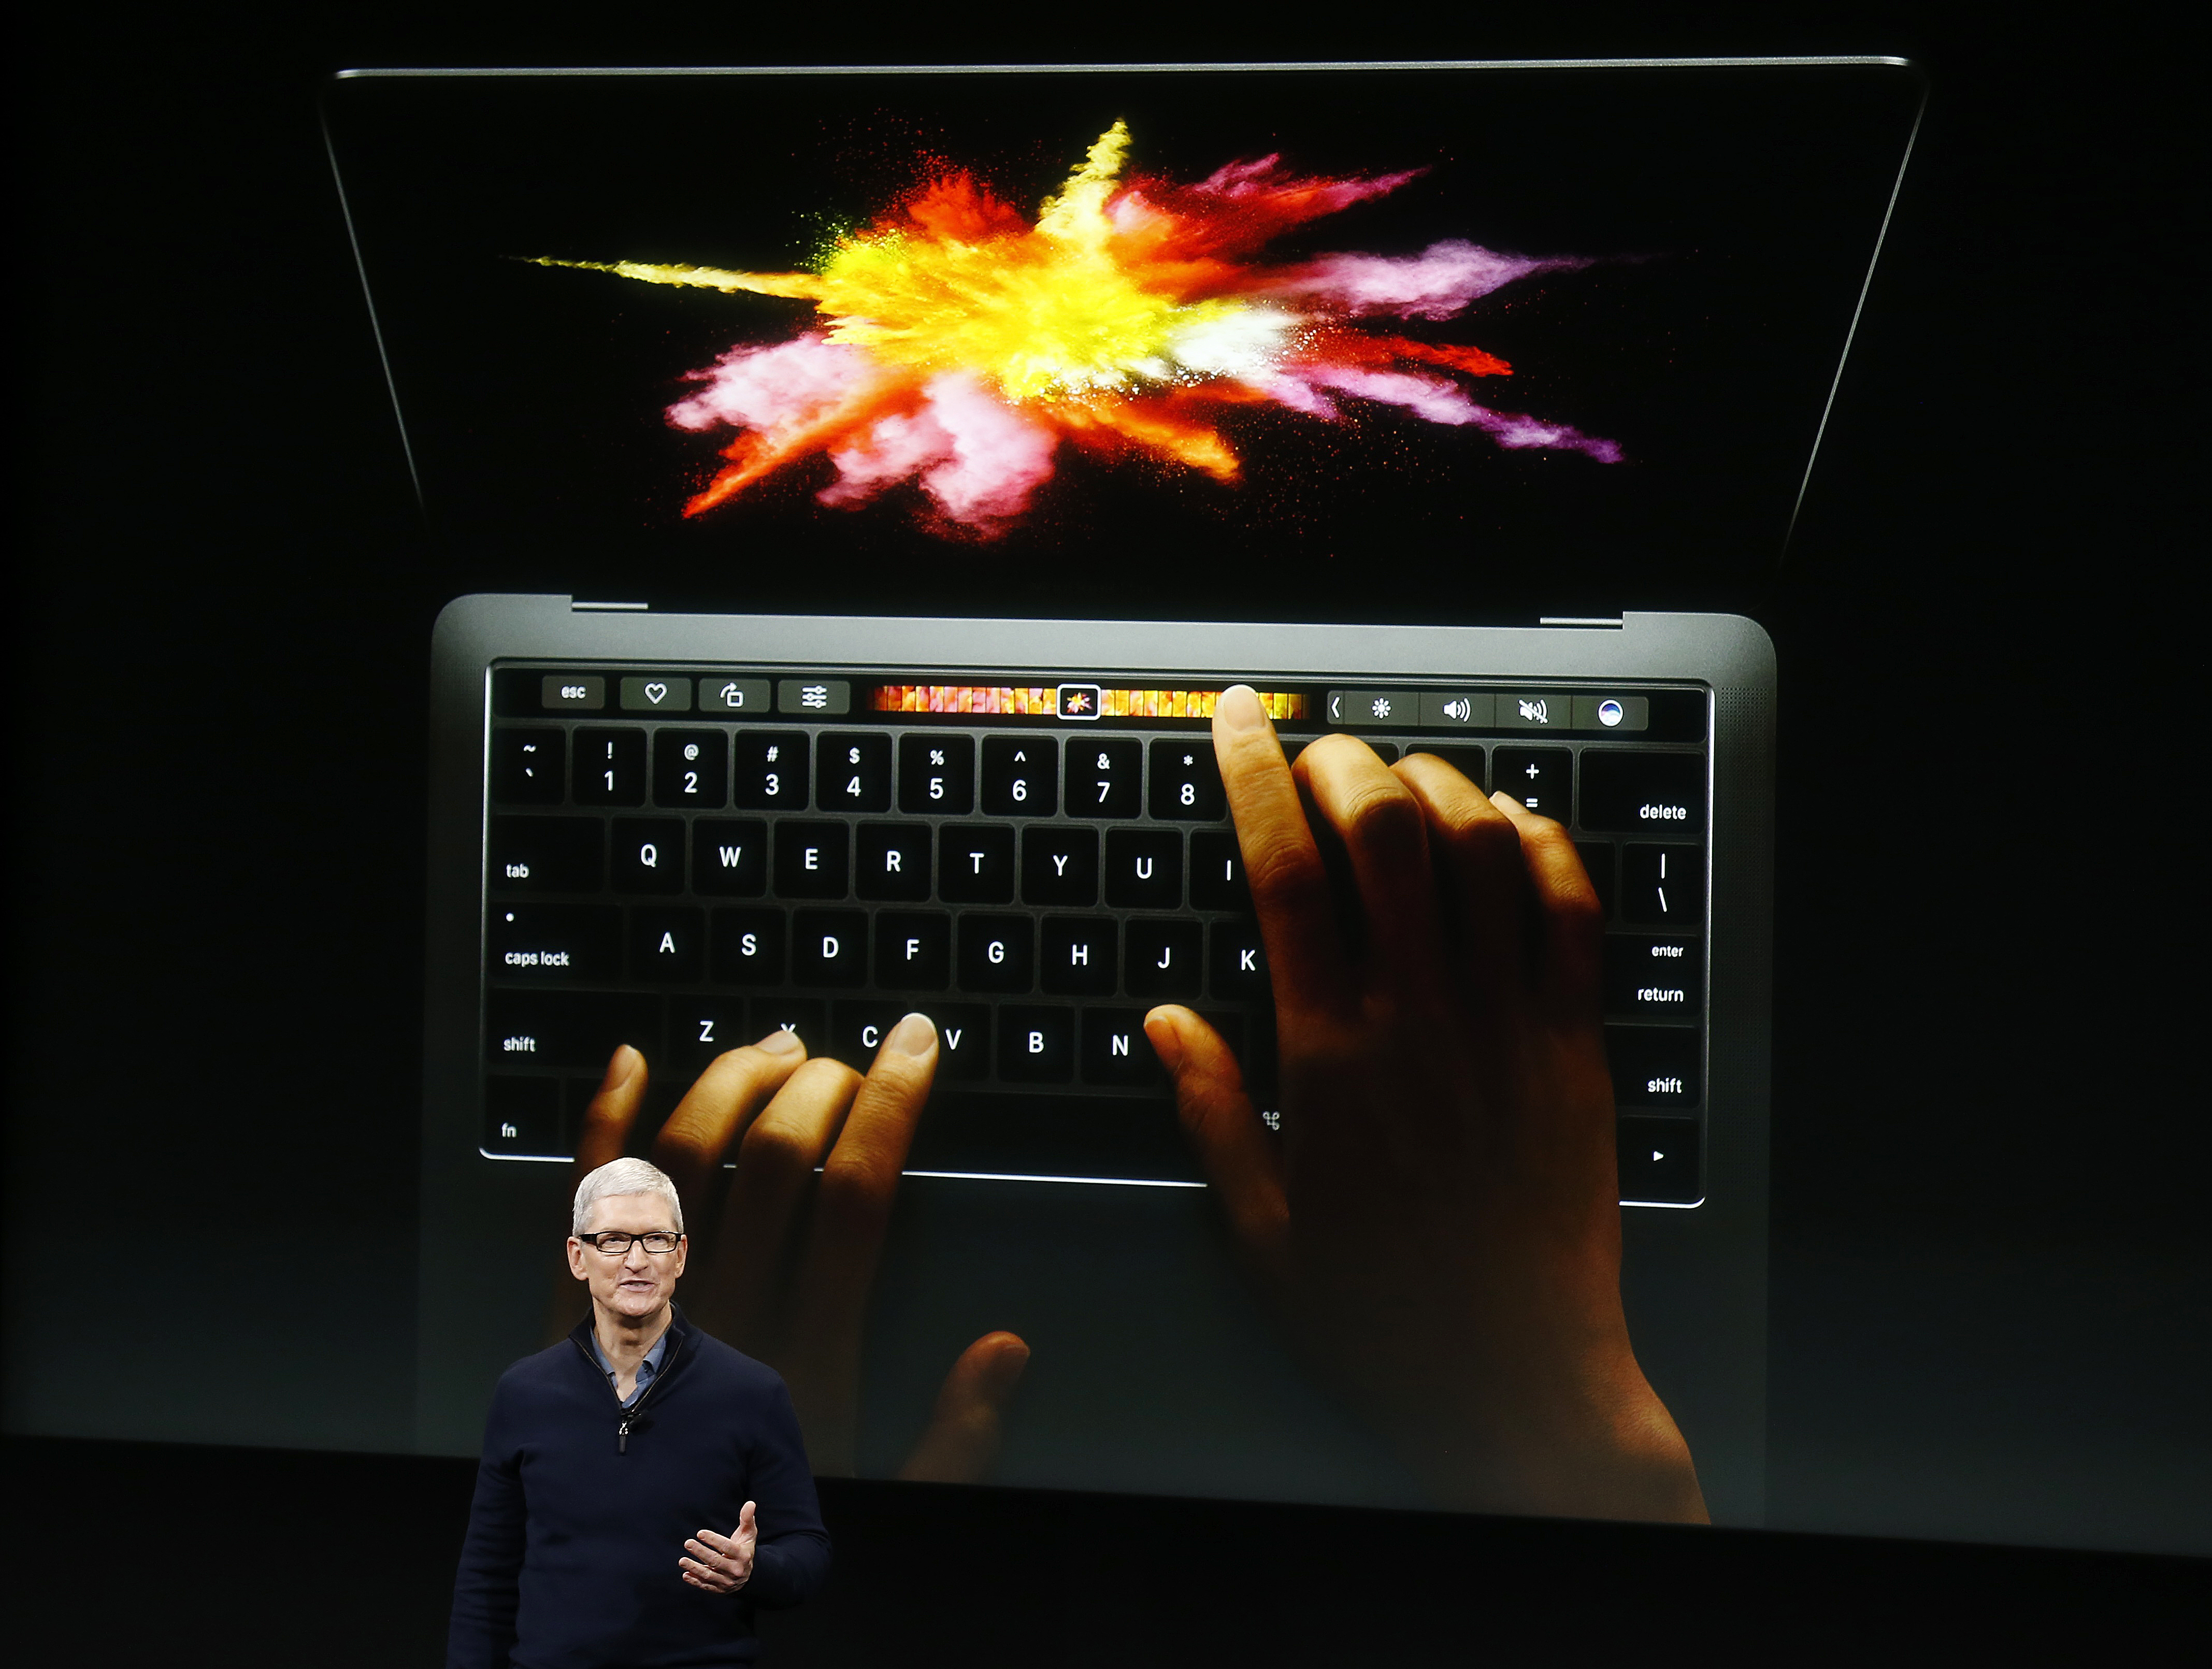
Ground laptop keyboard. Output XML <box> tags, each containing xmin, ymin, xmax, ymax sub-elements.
<box><xmin>478</xmin><ymin>665</ymin><xmax>1710</xmax><ymax>1203</ymax></box>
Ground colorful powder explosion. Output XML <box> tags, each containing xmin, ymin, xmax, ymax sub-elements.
<box><xmin>536</xmin><ymin>122</ymin><xmax>1621</xmax><ymax>536</ymax></box>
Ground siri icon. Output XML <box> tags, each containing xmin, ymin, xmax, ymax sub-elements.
<box><xmin>1598</xmin><ymin>698</ymin><xmax>1625</xmax><ymax>727</ymax></box>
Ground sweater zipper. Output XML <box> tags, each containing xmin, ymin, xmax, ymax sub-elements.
<box><xmin>573</xmin><ymin>1329</ymin><xmax>688</xmax><ymax>1454</ymax></box>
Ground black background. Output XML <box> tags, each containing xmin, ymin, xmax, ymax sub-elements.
<box><xmin>7</xmin><ymin>3</ymin><xmax>2202</xmax><ymax>1661</ymax></box>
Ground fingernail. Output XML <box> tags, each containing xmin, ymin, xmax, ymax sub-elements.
<box><xmin>1215</xmin><ymin>684</ymin><xmax>1267</xmax><ymax>733</ymax></box>
<box><xmin>886</xmin><ymin>1012</ymin><xmax>936</xmax><ymax>1057</ymax></box>
<box><xmin>600</xmin><ymin>1044</ymin><xmax>641</xmax><ymax>1091</ymax></box>
<box><xmin>1491</xmin><ymin>791</ymin><xmax>1526</xmax><ymax>814</ymax></box>
<box><xmin>755</xmin><ymin>1028</ymin><xmax>802</xmax><ymax>1054</ymax></box>
<box><xmin>1142</xmin><ymin>1011</ymin><xmax>1185</xmax><ymax>1071</ymax></box>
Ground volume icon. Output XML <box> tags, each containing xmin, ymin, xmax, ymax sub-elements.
<box><xmin>1443</xmin><ymin>698</ymin><xmax>1471</xmax><ymax>722</ymax></box>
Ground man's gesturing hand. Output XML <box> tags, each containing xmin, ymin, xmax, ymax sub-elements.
<box><xmin>1143</xmin><ymin>684</ymin><xmax>1707</xmax><ymax>1524</ymax></box>
<box><xmin>679</xmin><ymin>1501</ymin><xmax>755</xmax><ymax>1595</ymax></box>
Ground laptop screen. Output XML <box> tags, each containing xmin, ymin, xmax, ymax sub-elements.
<box><xmin>325</xmin><ymin>61</ymin><xmax>1921</xmax><ymax>624</ymax></box>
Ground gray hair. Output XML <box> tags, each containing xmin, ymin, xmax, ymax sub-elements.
<box><xmin>571</xmin><ymin>1158</ymin><xmax>685</xmax><ymax>1238</ymax></box>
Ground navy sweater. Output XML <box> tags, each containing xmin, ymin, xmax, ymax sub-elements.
<box><xmin>449</xmin><ymin>1307</ymin><xmax>831</xmax><ymax>1668</ymax></box>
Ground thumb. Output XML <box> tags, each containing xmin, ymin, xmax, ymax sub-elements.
<box><xmin>737</xmin><ymin>1500</ymin><xmax>756</xmax><ymax>1543</ymax></box>
<box><xmin>896</xmin><ymin>1332</ymin><xmax>1031</xmax><ymax>1485</ymax></box>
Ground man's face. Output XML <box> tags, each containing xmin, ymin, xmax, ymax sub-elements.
<box><xmin>566</xmin><ymin>1191</ymin><xmax>687</xmax><ymax>1323</ymax></box>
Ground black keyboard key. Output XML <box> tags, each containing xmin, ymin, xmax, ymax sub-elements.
<box><xmin>792</xmin><ymin>909</ymin><xmax>869</xmax><ymax>987</ymax></box>
<box><xmin>930</xmin><ymin>1004</ymin><xmax>992</xmax><ymax>1081</ymax></box>
<box><xmin>1125</xmin><ymin>919</ymin><xmax>1204</xmax><ymax>1001</ymax></box>
<box><xmin>489</xmin><ymin>815</ymin><xmax>602</xmax><ymax>893</ymax></box>
<box><xmin>905</xmin><ymin>1092</ymin><xmax>1196</xmax><ymax>1183</ymax></box>
<box><xmin>1580</xmin><ymin>751</ymin><xmax>1705</xmax><ymax>836</ymax></box>
<box><xmin>1622</xmin><ymin>844</ymin><xmax>1704</xmax><ymax>927</ymax></box>
<box><xmin>492</xmin><ymin>728</ymin><xmax>565</xmax><ymax>804</ymax></box>
<box><xmin>1606</xmin><ymin>1026</ymin><xmax>1702</xmax><ymax>1109</ymax></box>
<box><xmin>694</xmin><ymin>819</ymin><xmax>768</xmax><ymax>897</ymax></box>
<box><xmin>1188</xmin><ymin>832</ymin><xmax>1249</xmax><ymax>912</ymax></box>
<box><xmin>652</xmin><ymin>729</ymin><xmax>729</xmax><ymax>809</ymax></box>
<box><xmin>1082</xmin><ymin>1008</ymin><xmax>1167</xmax><ymax>1087</ymax></box>
<box><xmin>1148</xmin><ymin>739</ymin><xmax>1226</xmax><ymax>820</ymax></box>
<box><xmin>1492</xmin><ymin>746</ymin><xmax>1572</xmax><ymax>825</ymax></box>
<box><xmin>817</xmin><ymin>732</ymin><xmax>892</xmax><ymax>812</ymax></box>
<box><xmin>981</xmin><ymin>737</ymin><xmax>1056</xmax><ymax>816</ymax></box>
<box><xmin>1575</xmin><ymin>841</ymin><xmax>1617</xmax><ymax>919</ymax></box>
<box><xmin>1403</xmin><ymin>743</ymin><xmax>1486</xmax><ymax>789</ymax></box>
<box><xmin>857</xmin><ymin>823</ymin><xmax>932</xmax><ymax>902</ymax></box>
<box><xmin>1209</xmin><ymin>921</ymin><xmax>1271</xmax><ymax>1002</ymax></box>
<box><xmin>1617</xmin><ymin>1117</ymin><xmax>1702</xmax><ymax>1204</ymax></box>
<box><xmin>874</xmin><ymin>911</ymin><xmax>952</xmax><ymax>990</ymax></box>
<box><xmin>483</xmin><ymin>1076</ymin><xmax>563</xmax><ymax>1157</ymax></box>
<box><xmin>1040</xmin><ymin>916</ymin><xmax>1117</xmax><ymax>996</ymax></box>
<box><xmin>940</xmin><ymin>826</ymin><xmax>1015</xmax><ymax>903</ymax></box>
<box><xmin>732</xmin><ymin>731</ymin><xmax>809</xmax><ymax>810</ymax></box>
<box><xmin>899</xmin><ymin>733</ymin><xmax>975</xmax><ymax>814</ymax></box>
<box><xmin>630</xmin><ymin>905</ymin><xmax>706</xmax><ymax>982</ymax></box>
<box><xmin>1603</xmin><ymin>935</ymin><xmax>1704</xmax><ymax>1020</ymax></box>
<box><xmin>1204</xmin><ymin>1007</ymin><xmax>1279</xmax><ymax>1100</ymax></box>
<box><xmin>829</xmin><ymin>1001</ymin><xmax>912</xmax><ymax>1069</ymax></box>
<box><xmin>999</xmin><ymin>1005</ymin><xmax>1076</xmax><ymax>1082</ymax></box>
<box><xmin>485</xmin><ymin>988</ymin><xmax>659</xmax><ymax>1069</ymax></box>
<box><xmin>490</xmin><ymin>904</ymin><xmax>621</xmax><ymax>981</ymax></box>
<box><xmin>1105</xmin><ymin>828</ymin><xmax>1183</xmax><ymax>908</ymax></box>
<box><xmin>573</xmin><ymin>728</ymin><xmax>648</xmax><ymax>807</ymax></box>
<box><xmin>774</xmin><ymin>823</ymin><xmax>849</xmax><ymax>899</ymax></box>
<box><xmin>668</xmin><ymin>996</ymin><xmax>751</xmax><ymax>1078</ymax></box>
<box><xmin>611</xmin><ymin>817</ymin><xmax>685</xmax><ymax>894</ymax></box>
<box><xmin>1068</xmin><ymin>738</ymin><xmax>1142</xmax><ymax>818</ymax></box>
<box><xmin>749</xmin><ymin>997</ymin><xmax>826</xmax><ymax>1056</ymax></box>
<box><xmin>711</xmin><ymin>908</ymin><xmax>786</xmax><ymax>983</ymax></box>
<box><xmin>1023</xmin><ymin>827</ymin><xmax>1099</xmax><ymax>905</ymax></box>
<box><xmin>958</xmin><ymin>915</ymin><xmax>1034</xmax><ymax>992</ymax></box>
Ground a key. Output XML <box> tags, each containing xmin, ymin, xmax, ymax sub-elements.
<box><xmin>629</xmin><ymin>906</ymin><xmax>705</xmax><ymax>982</ymax></box>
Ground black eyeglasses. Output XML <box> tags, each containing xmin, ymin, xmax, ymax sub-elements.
<box><xmin>578</xmin><ymin>1231</ymin><xmax>682</xmax><ymax>1255</ymax></box>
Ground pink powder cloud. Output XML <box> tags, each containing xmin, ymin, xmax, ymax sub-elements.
<box><xmin>1271</xmin><ymin>241</ymin><xmax>1590</xmax><ymax>321</ymax></box>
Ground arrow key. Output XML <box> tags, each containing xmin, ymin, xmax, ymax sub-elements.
<box><xmin>1616</xmin><ymin>1116</ymin><xmax>1702</xmax><ymax>1205</ymax></box>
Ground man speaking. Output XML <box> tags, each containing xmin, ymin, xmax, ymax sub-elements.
<box><xmin>449</xmin><ymin>1157</ymin><xmax>830</xmax><ymax>1667</ymax></box>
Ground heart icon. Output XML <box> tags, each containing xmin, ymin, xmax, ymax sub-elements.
<box><xmin>644</xmin><ymin>682</ymin><xmax>668</xmax><ymax>704</ymax></box>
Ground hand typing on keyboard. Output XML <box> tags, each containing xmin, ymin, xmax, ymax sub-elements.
<box><xmin>549</xmin><ymin>1020</ymin><xmax>1030</xmax><ymax>1481</ymax></box>
<box><xmin>1143</xmin><ymin>685</ymin><xmax>1708</xmax><ymax>1523</ymax></box>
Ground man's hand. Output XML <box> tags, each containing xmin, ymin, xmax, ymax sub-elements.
<box><xmin>679</xmin><ymin>1501</ymin><xmax>756</xmax><ymax>1595</ymax></box>
<box><xmin>1143</xmin><ymin>684</ymin><xmax>1707</xmax><ymax>1524</ymax></box>
<box><xmin>552</xmin><ymin>1016</ymin><xmax>1029</xmax><ymax>1481</ymax></box>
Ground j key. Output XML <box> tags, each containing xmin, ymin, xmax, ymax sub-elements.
<box><xmin>999</xmin><ymin>1005</ymin><xmax>1076</xmax><ymax>1082</ymax></box>
<box><xmin>653</xmin><ymin>729</ymin><xmax>729</xmax><ymax>809</ymax></box>
<box><xmin>931</xmin><ymin>1004</ymin><xmax>993</xmax><ymax>1082</ymax></box>
<box><xmin>748</xmin><ymin>997</ymin><xmax>826</xmax><ymax>1056</ymax></box>
<box><xmin>940</xmin><ymin>826</ymin><xmax>1015</xmax><ymax>903</ymax></box>
<box><xmin>1580</xmin><ymin>751</ymin><xmax>1705</xmax><ymax>836</ymax></box>
<box><xmin>1575</xmin><ymin>841</ymin><xmax>1617</xmax><ymax>919</ymax></box>
<box><xmin>981</xmin><ymin>737</ymin><xmax>1057</xmax><ymax>816</ymax></box>
<box><xmin>1023</xmin><ymin>827</ymin><xmax>1098</xmax><ymax>905</ymax></box>
<box><xmin>1606</xmin><ymin>1026</ymin><xmax>1703</xmax><ymax>1109</ymax></box>
<box><xmin>1403</xmin><ymin>744</ymin><xmax>1486</xmax><ymax>789</ymax></box>
<box><xmin>1125</xmin><ymin>918</ymin><xmax>1204</xmax><ymax>1000</ymax></box>
<box><xmin>1622</xmin><ymin>845</ymin><xmax>1704</xmax><ymax>927</ymax></box>
<box><xmin>693</xmin><ymin>819</ymin><xmax>767</xmax><ymax>897</ymax></box>
<box><xmin>828</xmin><ymin>1001</ymin><xmax>912</xmax><ymax>1070</ymax></box>
<box><xmin>1040</xmin><ymin>916</ymin><xmax>1117</xmax><ymax>996</ymax></box>
<box><xmin>856</xmin><ymin>824</ymin><xmax>932</xmax><ymax>902</ymax></box>
<box><xmin>899</xmin><ymin>733</ymin><xmax>975</xmax><ymax>814</ymax></box>
<box><xmin>492</xmin><ymin>728</ymin><xmax>564</xmax><ymax>804</ymax></box>
<box><xmin>1068</xmin><ymin>738</ymin><xmax>1142</xmax><ymax>818</ymax></box>
<box><xmin>483</xmin><ymin>1076</ymin><xmax>562</xmax><ymax>1157</ymax></box>
<box><xmin>1603</xmin><ymin>935</ymin><xmax>1704</xmax><ymax>1019</ymax></box>
<box><xmin>611</xmin><ymin>817</ymin><xmax>685</xmax><ymax>894</ymax></box>
<box><xmin>488</xmin><ymin>815</ymin><xmax>602</xmax><ymax>893</ymax></box>
<box><xmin>1148</xmin><ymin>739</ymin><xmax>1226</xmax><ymax>820</ymax></box>
<box><xmin>817</xmin><ymin>732</ymin><xmax>892</xmax><ymax>812</ymax></box>
<box><xmin>774</xmin><ymin>823</ymin><xmax>849</xmax><ymax>899</ymax></box>
<box><xmin>711</xmin><ymin>908</ymin><xmax>786</xmax><ymax>983</ymax></box>
<box><xmin>630</xmin><ymin>906</ymin><xmax>705</xmax><ymax>982</ymax></box>
<box><xmin>1209</xmin><ymin>922</ymin><xmax>1271</xmax><ymax>1001</ymax></box>
<box><xmin>489</xmin><ymin>904</ymin><xmax>620</xmax><ymax>981</ymax></box>
<box><xmin>573</xmin><ymin>728</ymin><xmax>648</xmax><ymax>807</ymax></box>
<box><xmin>1617</xmin><ymin>1117</ymin><xmax>1703</xmax><ymax>1205</ymax></box>
<box><xmin>1082</xmin><ymin>1008</ymin><xmax>1167</xmax><ymax>1087</ymax></box>
<box><xmin>485</xmin><ymin>988</ymin><xmax>657</xmax><ymax>1069</ymax></box>
<box><xmin>732</xmin><ymin>732</ymin><xmax>809</xmax><ymax>810</ymax></box>
<box><xmin>874</xmin><ymin>911</ymin><xmax>952</xmax><ymax>989</ymax></box>
<box><xmin>668</xmin><ymin>997</ymin><xmax>750</xmax><ymax>1078</ymax></box>
<box><xmin>958</xmin><ymin>915</ymin><xmax>1034</xmax><ymax>992</ymax></box>
<box><xmin>792</xmin><ymin>909</ymin><xmax>868</xmax><ymax>987</ymax></box>
<box><xmin>1188</xmin><ymin>832</ymin><xmax>1249</xmax><ymax>911</ymax></box>
<box><xmin>1105</xmin><ymin>828</ymin><xmax>1183</xmax><ymax>908</ymax></box>
<box><xmin>1491</xmin><ymin>747</ymin><xmax>1572</xmax><ymax>825</ymax></box>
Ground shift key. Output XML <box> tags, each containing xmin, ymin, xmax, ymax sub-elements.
<box><xmin>490</xmin><ymin>905</ymin><xmax>620</xmax><ymax>980</ymax></box>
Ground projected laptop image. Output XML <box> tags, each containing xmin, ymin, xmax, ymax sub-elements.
<box><xmin>325</xmin><ymin>61</ymin><xmax>1921</xmax><ymax>1523</ymax></box>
